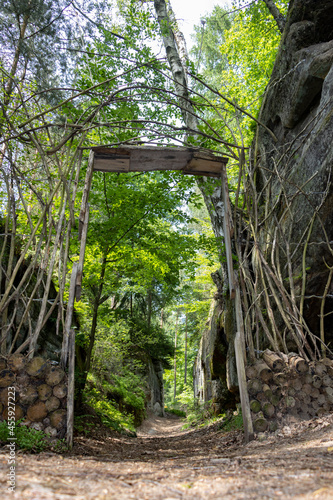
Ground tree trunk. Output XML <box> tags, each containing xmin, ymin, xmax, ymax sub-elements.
<box><xmin>75</xmin><ymin>253</ymin><xmax>107</xmax><ymax>406</ymax></box>
<box><xmin>147</xmin><ymin>288</ymin><xmax>152</xmax><ymax>333</ymax></box>
<box><xmin>153</xmin><ymin>0</ymin><xmax>199</xmax><ymax>132</ymax></box>
<box><xmin>261</xmin><ymin>0</ymin><xmax>286</xmax><ymax>33</ymax></box>
<box><xmin>184</xmin><ymin>312</ymin><xmax>187</xmax><ymax>385</ymax></box>
<box><xmin>173</xmin><ymin>311</ymin><xmax>178</xmax><ymax>402</ymax></box>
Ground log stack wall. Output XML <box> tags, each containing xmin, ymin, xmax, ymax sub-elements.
<box><xmin>0</xmin><ymin>355</ymin><xmax>67</xmax><ymax>439</ymax></box>
<box><xmin>246</xmin><ymin>350</ymin><xmax>333</xmax><ymax>433</ymax></box>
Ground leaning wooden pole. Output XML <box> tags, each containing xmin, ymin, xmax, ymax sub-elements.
<box><xmin>60</xmin><ymin>262</ymin><xmax>78</xmax><ymax>368</ymax></box>
<box><xmin>75</xmin><ymin>204</ymin><xmax>90</xmax><ymax>302</ymax></box>
<box><xmin>67</xmin><ymin>328</ymin><xmax>75</xmax><ymax>448</ymax></box>
<box><xmin>235</xmin><ymin>331</ymin><xmax>254</xmax><ymax>442</ymax></box>
<box><xmin>221</xmin><ymin>167</ymin><xmax>252</xmax><ymax>437</ymax></box>
<box><xmin>221</xmin><ymin>166</ymin><xmax>235</xmax><ymax>299</ymax></box>
<box><xmin>79</xmin><ymin>150</ymin><xmax>94</xmax><ymax>239</ymax></box>
<box><xmin>61</xmin><ymin>151</ymin><xmax>94</xmax><ymax>366</ymax></box>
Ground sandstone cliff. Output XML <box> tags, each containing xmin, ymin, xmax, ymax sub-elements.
<box><xmin>253</xmin><ymin>0</ymin><xmax>333</xmax><ymax>349</ymax></box>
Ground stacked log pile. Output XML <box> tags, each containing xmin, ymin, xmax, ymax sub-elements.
<box><xmin>246</xmin><ymin>350</ymin><xmax>333</xmax><ymax>433</ymax></box>
<box><xmin>0</xmin><ymin>355</ymin><xmax>67</xmax><ymax>438</ymax></box>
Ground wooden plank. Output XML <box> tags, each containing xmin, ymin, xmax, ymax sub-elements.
<box><xmin>221</xmin><ymin>167</ymin><xmax>236</xmax><ymax>298</ymax></box>
<box><xmin>75</xmin><ymin>204</ymin><xmax>89</xmax><ymax>302</ymax></box>
<box><xmin>193</xmin><ymin>151</ymin><xmax>228</xmax><ymax>162</ymax></box>
<box><xmin>235</xmin><ymin>331</ymin><xmax>254</xmax><ymax>443</ymax></box>
<box><xmin>186</xmin><ymin>158</ymin><xmax>223</xmax><ymax>174</ymax></box>
<box><xmin>93</xmin><ymin>145</ymin><xmax>194</xmax><ymax>156</ymax></box>
<box><xmin>94</xmin><ymin>157</ymin><xmax>130</xmax><ymax>172</ymax></box>
<box><xmin>66</xmin><ymin>328</ymin><xmax>75</xmax><ymax>449</ymax></box>
<box><xmin>60</xmin><ymin>262</ymin><xmax>78</xmax><ymax>369</ymax></box>
<box><xmin>130</xmin><ymin>148</ymin><xmax>191</xmax><ymax>171</ymax></box>
<box><xmin>91</xmin><ymin>146</ymin><xmax>228</xmax><ymax>175</ymax></box>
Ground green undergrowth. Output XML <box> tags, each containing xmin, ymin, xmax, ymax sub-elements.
<box><xmin>164</xmin><ymin>407</ymin><xmax>186</xmax><ymax>417</ymax></box>
<box><xmin>171</xmin><ymin>387</ymin><xmax>244</xmax><ymax>432</ymax></box>
<box><xmin>79</xmin><ymin>372</ymin><xmax>146</xmax><ymax>435</ymax></box>
<box><xmin>182</xmin><ymin>406</ymin><xmax>244</xmax><ymax>432</ymax></box>
<box><xmin>219</xmin><ymin>410</ymin><xmax>243</xmax><ymax>432</ymax></box>
<box><xmin>0</xmin><ymin>421</ymin><xmax>67</xmax><ymax>453</ymax></box>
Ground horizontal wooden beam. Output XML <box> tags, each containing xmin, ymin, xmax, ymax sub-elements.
<box><xmin>92</xmin><ymin>146</ymin><xmax>228</xmax><ymax>178</ymax></box>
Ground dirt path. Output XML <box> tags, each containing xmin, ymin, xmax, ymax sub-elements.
<box><xmin>1</xmin><ymin>413</ymin><xmax>333</xmax><ymax>499</ymax></box>
<box><xmin>136</xmin><ymin>412</ymin><xmax>184</xmax><ymax>437</ymax></box>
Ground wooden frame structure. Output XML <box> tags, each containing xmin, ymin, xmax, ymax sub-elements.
<box><xmin>66</xmin><ymin>146</ymin><xmax>253</xmax><ymax>445</ymax></box>
<box><xmin>92</xmin><ymin>146</ymin><xmax>227</xmax><ymax>177</ymax></box>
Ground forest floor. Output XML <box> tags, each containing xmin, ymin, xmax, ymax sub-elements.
<box><xmin>0</xmin><ymin>412</ymin><xmax>333</xmax><ymax>499</ymax></box>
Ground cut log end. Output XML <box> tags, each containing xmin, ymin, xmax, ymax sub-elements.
<box><xmin>27</xmin><ymin>401</ymin><xmax>48</xmax><ymax>422</ymax></box>
<box><xmin>262</xmin><ymin>350</ymin><xmax>285</xmax><ymax>372</ymax></box>
<box><xmin>253</xmin><ymin>417</ymin><xmax>268</xmax><ymax>433</ymax></box>
<box><xmin>26</xmin><ymin>357</ymin><xmax>47</xmax><ymax>377</ymax></box>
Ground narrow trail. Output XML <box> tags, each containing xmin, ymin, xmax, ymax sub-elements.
<box><xmin>1</xmin><ymin>413</ymin><xmax>333</xmax><ymax>499</ymax></box>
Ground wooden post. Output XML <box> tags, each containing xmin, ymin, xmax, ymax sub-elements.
<box><xmin>61</xmin><ymin>262</ymin><xmax>78</xmax><ymax>368</ymax></box>
<box><xmin>79</xmin><ymin>150</ymin><xmax>94</xmax><ymax>240</ymax></box>
<box><xmin>67</xmin><ymin>328</ymin><xmax>75</xmax><ymax>449</ymax></box>
<box><xmin>75</xmin><ymin>204</ymin><xmax>90</xmax><ymax>302</ymax></box>
<box><xmin>221</xmin><ymin>167</ymin><xmax>235</xmax><ymax>298</ymax></box>
<box><xmin>235</xmin><ymin>274</ymin><xmax>246</xmax><ymax>361</ymax></box>
<box><xmin>235</xmin><ymin>331</ymin><xmax>254</xmax><ymax>443</ymax></box>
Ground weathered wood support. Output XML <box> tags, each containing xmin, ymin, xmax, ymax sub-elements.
<box><xmin>235</xmin><ymin>331</ymin><xmax>254</xmax><ymax>442</ymax></box>
<box><xmin>60</xmin><ymin>262</ymin><xmax>78</xmax><ymax>368</ymax></box>
<box><xmin>75</xmin><ymin>204</ymin><xmax>90</xmax><ymax>302</ymax></box>
<box><xmin>221</xmin><ymin>167</ymin><xmax>235</xmax><ymax>298</ymax></box>
<box><xmin>66</xmin><ymin>328</ymin><xmax>75</xmax><ymax>449</ymax></box>
<box><xmin>79</xmin><ymin>150</ymin><xmax>94</xmax><ymax>239</ymax></box>
<box><xmin>235</xmin><ymin>275</ymin><xmax>246</xmax><ymax>360</ymax></box>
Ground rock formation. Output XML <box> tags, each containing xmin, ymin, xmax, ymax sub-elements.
<box><xmin>254</xmin><ymin>0</ymin><xmax>333</xmax><ymax>348</ymax></box>
<box><xmin>194</xmin><ymin>0</ymin><xmax>333</xmax><ymax>411</ymax></box>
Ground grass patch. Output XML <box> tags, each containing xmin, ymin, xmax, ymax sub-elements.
<box><xmin>164</xmin><ymin>407</ymin><xmax>186</xmax><ymax>417</ymax></box>
<box><xmin>219</xmin><ymin>409</ymin><xmax>244</xmax><ymax>432</ymax></box>
<box><xmin>0</xmin><ymin>420</ymin><xmax>67</xmax><ymax>453</ymax></box>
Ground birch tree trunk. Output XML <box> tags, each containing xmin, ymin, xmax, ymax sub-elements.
<box><xmin>153</xmin><ymin>0</ymin><xmax>199</xmax><ymax>132</ymax></box>
<box><xmin>153</xmin><ymin>0</ymin><xmax>227</xmax><ymax>245</ymax></box>
<box><xmin>262</xmin><ymin>0</ymin><xmax>286</xmax><ymax>33</ymax></box>
<box><xmin>173</xmin><ymin>311</ymin><xmax>178</xmax><ymax>402</ymax></box>
<box><xmin>184</xmin><ymin>312</ymin><xmax>187</xmax><ymax>385</ymax></box>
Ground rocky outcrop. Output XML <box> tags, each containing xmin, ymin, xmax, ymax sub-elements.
<box><xmin>253</xmin><ymin>0</ymin><xmax>333</xmax><ymax>348</ymax></box>
<box><xmin>193</xmin><ymin>296</ymin><xmax>238</xmax><ymax>413</ymax></box>
<box><xmin>193</xmin><ymin>0</ymin><xmax>333</xmax><ymax>414</ymax></box>
<box><xmin>144</xmin><ymin>357</ymin><xmax>165</xmax><ymax>417</ymax></box>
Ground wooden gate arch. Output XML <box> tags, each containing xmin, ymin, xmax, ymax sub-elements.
<box><xmin>64</xmin><ymin>146</ymin><xmax>253</xmax><ymax>446</ymax></box>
